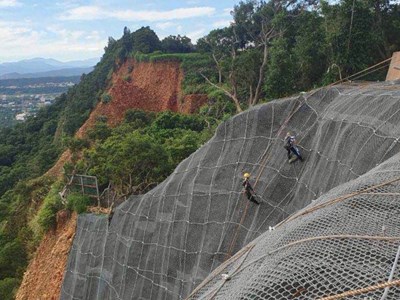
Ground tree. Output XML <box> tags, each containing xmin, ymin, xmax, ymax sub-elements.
<box><xmin>199</xmin><ymin>0</ymin><xmax>280</xmax><ymax>112</ymax></box>
<box><xmin>132</xmin><ymin>26</ymin><xmax>162</xmax><ymax>54</ymax></box>
<box><xmin>264</xmin><ymin>37</ymin><xmax>297</xmax><ymax>98</ymax></box>
<box><xmin>118</xmin><ymin>27</ymin><xmax>133</xmax><ymax>61</ymax></box>
<box><xmin>321</xmin><ymin>0</ymin><xmax>380</xmax><ymax>77</ymax></box>
<box><xmin>84</xmin><ymin>132</ymin><xmax>170</xmax><ymax>196</ymax></box>
<box><xmin>161</xmin><ymin>35</ymin><xmax>193</xmax><ymax>53</ymax></box>
<box><xmin>291</xmin><ymin>11</ymin><xmax>328</xmax><ymax>90</ymax></box>
<box><xmin>197</xmin><ymin>28</ymin><xmax>233</xmax><ymax>85</ymax></box>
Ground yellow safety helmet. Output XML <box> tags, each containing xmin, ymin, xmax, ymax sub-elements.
<box><xmin>243</xmin><ymin>172</ymin><xmax>250</xmax><ymax>178</ymax></box>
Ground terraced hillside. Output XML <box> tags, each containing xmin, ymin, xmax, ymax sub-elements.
<box><xmin>61</xmin><ymin>81</ymin><xmax>400</xmax><ymax>299</ymax></box>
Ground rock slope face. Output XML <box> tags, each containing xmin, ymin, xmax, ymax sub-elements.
<box><xmin>61</xmin><ymin>82</ymin><xmax>400</xmax><ymax>299</ymax></box>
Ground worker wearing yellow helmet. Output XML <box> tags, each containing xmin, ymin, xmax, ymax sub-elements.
<box><xmin>242</xmin><ymin>172</ymin><xmax>260</xmax><ymax>205</ymax></box>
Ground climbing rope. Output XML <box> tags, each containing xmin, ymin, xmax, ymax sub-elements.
<box><xmin>208</xmin><ymin>245</ymin><xmax>255</xmax><ymax>300</ymax></box>
<box><xmin>225</xmin><ymin>55</ymin><xmax>395</xmax><ymax>260</ymax></box>
<box><xmin>185</xmin><ymin>244</ymin><xmax>255</xmax><ymax>300</ymax></box>
<box><xmin>318</xmin><ymin>279</ymin><xmax>400</xmax><ymax>300</ymax></box>
<box><xmin>187</xmin><ymin>56</ymin><xmax>397</xmax><ymax>299</ymax></box>
<box><xmin>328</xmin><ymin>57</ymin><xmax>392</xmax><ymax>87</ymax></box>
<box><xmin>226</xmin><ymin>235</ymin><xmax>400</xmax><ymax>281</ymax></box>
<box><xmin>225</xmin><ymin>98</ymin><xmax>305</xmax><ymax>259</ymax></box>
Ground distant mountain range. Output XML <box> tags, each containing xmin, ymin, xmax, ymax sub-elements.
<box><xmin>0</xmin><ymin>57</ymin><xmax>99</xmax><ymax>79</ymax></box>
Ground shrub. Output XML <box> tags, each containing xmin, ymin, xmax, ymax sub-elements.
<box><xmin>123</xmin><ymin>75</ymin><xmax>131</xmax><ymax>82</ymax></box>
<box><xmin>0</xmin><ymin>277</ymin><xmax>20</xmax><ymax>300</ymax></box>
<box><xmin>101</xmin><ymin>93</ymin><xmax>112</xmax><ymax>103</ymax></box>
<box><xmin>35</xmin><ymin>185</ymin><xmax>63</xmax><ymax>233</ymax></box>
<box><xmin>87</xmin><ymin>122</ymin><xmax>112</xmax><ymax>142</ymax></box>
<box><xmin>31</xmin><ymin>182</ymin><xmax>63</xmax><ymax>236</ymax></box>
<box><xmin>66</xmin><ymin>193</ymin><xmax>91</xmax><ymax>214</ymax></box>
<box><xmin>124</xmin><ymin>109</ymin><xmax>155</xmax><ymax>127</ymax></box>
<box><xmin>65</xmin><ymin>137</ymin><xmax>90</xmax><ymax>153</ymax></box>
<box><xmin>95</xmin><ymin>115</ymin><xmax>108</xmax><ymax>123</ymax></box>
<box><xmin>152</xmin><ymin>111</ymin><xmax>205</xmax><ymax>132</ymax></box>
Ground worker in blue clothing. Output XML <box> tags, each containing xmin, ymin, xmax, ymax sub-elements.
<box><xmin>284</xmin><ymin>132</ymin><xmax>304</xmax><ymax>163</ymax></box>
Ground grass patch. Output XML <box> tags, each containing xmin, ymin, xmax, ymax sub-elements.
<box><xmin>132</xmin><ymin>52</ymin><xmax>214</xmax><ymax>95</ymax></box>
<box><xmin>66</xmin><ymin>193</ymin><xmax>91</xmax><ymax>214</ymax></box>
<box><xmin>31</xmin><ymin>182</ymin><xmax>63</xmax><ymax>236</ymax></box>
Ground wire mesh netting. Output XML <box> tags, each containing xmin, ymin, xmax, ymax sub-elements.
<box><xmin>61</xmin><ymin>81</ymin><xmax>400</xmax><ymax>299</ymax></box>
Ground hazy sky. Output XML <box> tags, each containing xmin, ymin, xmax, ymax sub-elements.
<box><xmin>0</xmin><ymin>0</ymin><xmax>239</xmax><ymax>63</ymax></box>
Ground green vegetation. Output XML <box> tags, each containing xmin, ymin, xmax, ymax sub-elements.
<box><xmin>34</xmin><ymin>183</ymin><xmax>63</xmax><ymax>234</ymax></box>
<box><xmin>132</xmin><ymin>52</ymin><xmax>214</xmax><ymax>94</ymax></box>
<box><xmin>0</xmin><ymin>110</ymin><xmax>15</xmax><ymax>128</ymax></box>
<box><xmin>161</xmin><ymin>35</ymin><xmax>193</xmax><ymax>53</ymax></box>
<box><xmin>0</xmin><ymin>0</ymin><xmax>399</xmax><ymax>297</ymax></box>
<box><xmin>196</xmin><ymin>0</ymin><xmax>400</xmax><ymax>111</ymax></box>
<box><xmin>66</xmin><ymin>193</ymin><xmax>91</xmax><ymax>214</ymax></box>
<box><xmin>0</xmin><ymin>176</ymin><xmax>53</xmax><ymax>299</ymax></box>
<box><xmin>72</xmin><ymin>109</ymin><xmax>218</xmax><ymax>198</ymax></box>
<box><xmin>0</xmin><ymin>277</ymin><xmax>20</xmax><ymax>300</ymax></box>
<box><xmin>101</xmin><ymin>92</ymin><xmax>112</xmax><ymax>103</ymax></box>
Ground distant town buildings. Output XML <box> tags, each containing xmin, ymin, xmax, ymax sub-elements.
<box><xmin>0</xmin><ymin>77</ymin><xmax>77</xmax><ymax>127</ymax></box>
<box><xmin>16</xmin><ymin>112</ymin><xmax>27</xmax><ymax>121</ymax></box>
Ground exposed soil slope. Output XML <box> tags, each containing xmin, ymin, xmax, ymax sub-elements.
<box><xmin>16</xmin><ymin>211</ymin><xmax>77</xmax><ymax>300</ymax></box>
<box><xmin>77</xmin><ymin>59</ymin><xmax>207</xmax><ymax>133</ymax></box>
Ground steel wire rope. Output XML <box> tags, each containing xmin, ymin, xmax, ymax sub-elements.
<box><xmin>350</xmin><ymin>61</ymin><xmax>392</xmax><ymax>82</ymax></box>
<box><xmin>184</xmin><ymin>60</ymin><xmax>399</xmax><ymax>299</ymax></box>
<box><xmin>185</xmin><ymin>244</ymin><xmax>255</xmax><ymax>299</ymax></box>
<box><xmin>319</xmin><ymin>279</ymin><xmax>400</xmax><ymax>300</ymax></box>
<box><xmin>227</xmin><ymin>235</ymin><xmax>400</xmax><ymax>281</ymax></box>
<box><xmin>187</xmin><ymin>100</ymin><xmax>302</xmax><ymax>298</ymax></box>
<box><xmin>186</xmin><ymin>170</ymin><xmax>400</xmax><ymax>299</ymax></box>
<box><xmin>225</xmin><ymin>97</ymin><xmax>305</xmax><ymax>260</ymax></box>
<box><xmin>207</xmin><ymin>244</ymin><xmax>255</xmax><ymax>300</ymax></box>
<box><xmin>328</xmin><ymin>57</ymin><xmax>392</xmax><ymax>87</ymax></box>
<box><xmin>380</xmin><ymin>243</ymin><xmax>400</xmax><ymax>299</ymax></box>
<box><xmin>213</xmin><ymin>89</ymin><xmax>324</xmax><ymax>295</ymax></box>
<box><xmin>275</xmin><ymin>175</ymin><xmax>400</xmax><ymax>229</ymax></box>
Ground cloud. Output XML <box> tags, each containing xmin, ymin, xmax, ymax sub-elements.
<box><xmin>60</xmin><ymin>5</ymin><xmax>216</xmax><ymax>21</ymax></box>
<box><xmin>0</xmin><ymin>0</ymin><xmax>21</xmax><ymax>7</ymax></box>
<box><xmin>60</xmin><ymin>5</ymin><xmax>104</xmax><ymax>20</ymax></box>
<box><xmin>0</xmin><ymin>21</ymin><xmax>105</xmax><ymax>61</ymax></box>
<box><xmin>213</xmin><ymin>19</ymin><xmax>231</xmax><ymax>28</ymax></box>
<box><xmin>223</xmin><ymin>8</ymin><xmax>232</xmax><ymax>15</ymax></box>
<box><xmin>155</xmin><ymin>22</ymin><xmax>176</xmax><ymax>30</ymax></box>
<box><xmin>186</xmin><ymin>29</ymin><xmax>206</xmax><ymax>42</ymax></box>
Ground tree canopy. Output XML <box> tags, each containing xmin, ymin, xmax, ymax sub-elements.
<box><xmin>197</xmin><ymin>0</ymin><xmax>400</xmax><ymax>112</ymax></box>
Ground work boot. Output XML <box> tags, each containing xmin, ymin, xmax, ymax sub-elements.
<box><xmin>250</xmin><ymin>196</ymin><xmax>260</xmax><ymax>205</ymax></box>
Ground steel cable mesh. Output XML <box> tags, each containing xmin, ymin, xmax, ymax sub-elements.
<box><xmin>190</xmin><ymin>159</ymin><xmax>400</xmax><ymax>299</ymax></box>
<box><xmin>61</xmin><ymin>82</ymin><xmax>400</xmax><ymax>299</ymax></box>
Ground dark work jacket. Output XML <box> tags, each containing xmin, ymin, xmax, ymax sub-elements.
<box><xmin>242</xmin><ymin>179</ymin><xmax>254</xmax><ymax>192</ymax></box>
